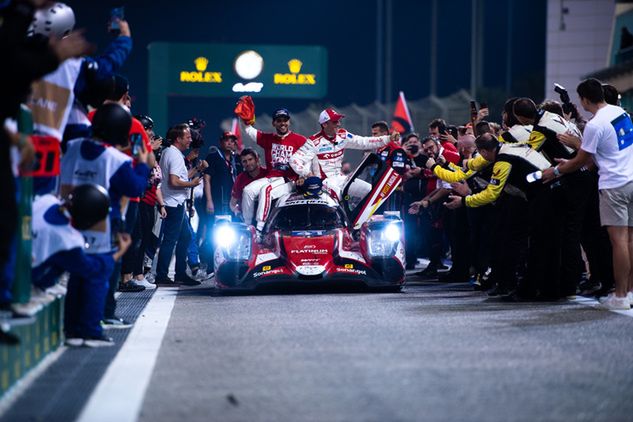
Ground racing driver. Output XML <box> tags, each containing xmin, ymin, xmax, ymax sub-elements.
<box><xmin>289</xmin><ymin>108</ymin><xmax>400</xmax><ymax>200</ymax></box>
<box><xmin>235</xmin><ymin>96</ymin><xmax>307</xmax><ymax>233</ymax></box>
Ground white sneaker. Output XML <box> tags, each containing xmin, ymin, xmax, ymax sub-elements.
<box><xmin>30</xmin><ymin>287</ymin><xmax>56</xmax><ymax>305</ymax></box>
<box><xmin>135</xmin><ymin>276</ymin><xmax>156</xmax><ymax>289</ymax></box>
<box><xmin>12</xmin><ymin>301</ymin><xmax>42</xmax><ymax>317</ymax></box>
<box><xmin>46</xmin><ymin>283</ymin><xmax>67</xmax><ymax>297</ymax></box>
<box><xmin>195</xmin><ymin>270</ymin><xmax>213</xmax><ymax>281</ymax></box>
<box><xmin>597</xmin><ymin>293</ymin><xmax>631</xmax><ymax>310</ymax></box>
<box><xmin>626</xmin><ymin>291</ymin><xmax>633</xmax><ymax>306</ymax></box>
<box><xmin>65</xmin><ymin>337</ymin><xmax>84</xmax><ymax>347</ymax></box>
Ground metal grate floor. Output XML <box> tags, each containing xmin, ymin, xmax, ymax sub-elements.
<box><xmin>0</xmin><ymin>288</ymin><xmax>155</xmax><ymax>422</ymax></box>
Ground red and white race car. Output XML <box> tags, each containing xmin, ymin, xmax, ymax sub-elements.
<box><xmin>212</xmin><ymin>151</ymin><xmax>407</xmax><ymax>291</ymax></box>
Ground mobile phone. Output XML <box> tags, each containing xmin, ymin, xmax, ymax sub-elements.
<box><xmin>131</xmin><ymin>133</ymin><xmax>143</xmax><ymax>156</ymax></box>
<box><xmin>469</xmin><ymin>101</ymin><xmax>478</xmax><ymax>120</ymax></box>
<box><xmin>109</xmin><ymin>7</ymin><xmax>125</xmax><ymax>35</ymax></box>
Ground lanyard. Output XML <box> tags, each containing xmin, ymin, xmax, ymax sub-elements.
<box><xmin>217</xmin><ymin>149</ymin><xmax>236</xmax><ymax>183</ymax></box>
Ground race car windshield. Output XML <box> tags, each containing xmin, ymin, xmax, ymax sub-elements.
<box><xmin>268</xmin><ymin>205</ymin><xmax>346</xmax><ymax>232</ymax></box>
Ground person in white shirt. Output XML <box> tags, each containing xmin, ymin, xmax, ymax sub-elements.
<box><xmin>156</xmin><ymin>124</ymin><xmax>207</xmax><ymax>285</ymax></box>
<box><xmin>543</xmin><ymin>78</ymin><xmax>633</xmax><ymax>310</ymax></box>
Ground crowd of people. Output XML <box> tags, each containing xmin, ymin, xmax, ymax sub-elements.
<box><xmin>402</xmin><ymin>81</ymin><xmax>632</xmax><ymax>312</ymax></box>
<box><xmin>2</xmin><ymin>1</ymin><xmax>633</xmax><ymax>348</ymax></box>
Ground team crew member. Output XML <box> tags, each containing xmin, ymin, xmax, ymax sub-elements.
<box><xmin>499</xmin><ymin>97</ymin><xmax>533</xmax><ymax>144</ymax></box>
<box><xmin>444</xmin><ymin>133</ymin><xmax>550</xmax><ymax>298</ymax></box>
<box><xmin>240</xmin><ymin>107</ymin><xmax>306</xmax><ymax>232</ymax></box>
<box><xmin>542</xmin><ymin>78</ymin><xmax>633</xmax><ymax>309</ymax></box>
<box><xmin>60</xmin><ymin>103</ymin><xmax>150</xmax><ymax>328</ymax></box>
<box><xmin>514</xmin><ymin>98</ymin><xmax>590</xmax><ymax>298</ymax></box>
<box><xmin>32</xmin><ymin>185</ymin><xmax>131</xmax><ymax>347</ymax></box>
<box><xmin>230</xmin><ymin>149</ymin><xmax>268</xmax><ymax>218</ymax></box>
<box><xmin>289</xmin><ymin>108</ymin><xmax>399</xmax><ymax>200</ymax></box>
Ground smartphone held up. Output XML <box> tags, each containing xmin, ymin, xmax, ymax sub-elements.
<box><xmin>109</xmin><ymin>6</ymin><xmax>125</xmax><ymax>35</ymax></box>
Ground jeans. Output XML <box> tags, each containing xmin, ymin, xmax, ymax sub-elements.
<box><xmin>186</xmin><ymin>218</ymin><xmax>200</xmax><ymax>268</ymax></box>
<box><xmin>134</xmin><ymin>202</ymin><xmax>158</xmax><ymax>276</ymax></box>
<box><xmin>156</xmin><ymin>204</ymin><xmax>191</xmax><ymax>279</ymax></box>
<box><xmin>104</xmin><ymin>218</ymin><xmax>122</xmax><ymax>319</ymax></box>
<box><xmin>65</xmin><ymin>255</ymin><xmax>110</xmax><ymax>338</ymax></box>
<box><xmin>121</xmin><ymin>201</ymin><xmax>139</xmax><ymax>275</ymax></box>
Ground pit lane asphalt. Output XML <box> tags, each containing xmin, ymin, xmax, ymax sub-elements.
<box><xmin>139</xmin><ymin>279</ymin><xmax>633</xmax><ymax>422</ymax></box>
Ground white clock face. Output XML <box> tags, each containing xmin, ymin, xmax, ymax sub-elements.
<box><xmin>234</xmin><ymin>50</ymin><xmax>264</xmax><ymax>80</ymax></box>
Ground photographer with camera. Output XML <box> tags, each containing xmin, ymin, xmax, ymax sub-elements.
<box><xmin>183</xmin><ymin>127</ymin><xmax>209</xmax><ymax>278</ymax></box>
<box><xmin>132</xmin><ymin>114</ymin><xmax>167</xmax><ymax>286</ymax></box>
<box><xmin>406</xmin><ymin>136</ymin><xmax>459</xmax><ymax>278</ymax></box>
<box><xmin>399</xmin><ymin>134</ymin><xmax>427</xmax><ymax>269</ymax></box>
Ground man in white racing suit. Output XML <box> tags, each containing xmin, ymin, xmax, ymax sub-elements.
<box><xmin>289</xmin><ymin>108</ymin><xmax>399</xmax><ymax>200</ymax></box>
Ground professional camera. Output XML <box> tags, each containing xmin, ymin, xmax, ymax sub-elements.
<box><xmin>554</xmin><ymin>83</ymin><xmax>578</xmax><ymax>119</ymax></box>
<box><xmin>187</xmin><ymin>117</ymin><xmax>206</xmax><ymax>131</ymax></box>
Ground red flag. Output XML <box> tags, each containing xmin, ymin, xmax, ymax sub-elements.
<box><xmin>231</xmin><ymin>117</ymin><xmax>243</xmax><ymax>152</ymax></box>
<box><xmin>390</xmin><ymin>91</ymin><xmax>415</xmax><ymax>134</ymax></box>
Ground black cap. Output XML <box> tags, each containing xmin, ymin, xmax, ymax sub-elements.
<box><xmin>105</xmin><ymin>74</ymin><xmax>130</xmax><ymax>101</ymax></box>
<box><xmin>67</xmin><ymin>184</ymin><xmax>111</xmax><ymax>230</ymax></box>
<box><xmin>134</xmin><ymin>114</ymin><xmax>154</xmax><ymax>130</ymax></box>
<box><xmin>272</xmin><ymin>108</ymin><xmax>290</xmax><ymax>120</ymax></box>
<box><xmin>92</xmin><ymin>103</ymin><xmax>132</xmax><ymax>147</ymax></box>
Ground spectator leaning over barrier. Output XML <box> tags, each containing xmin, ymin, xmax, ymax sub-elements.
<box><xmin>0</xmin><ymin>0</ymin><xmax>89</xmax><ymax>315</ymax></box>
<box><xmin>62</xmin><ymin>5</ymin><xmax>133</xmax><ymax>144</ymax></box>
<box><xmin>32</xmin><ymin>184</ymin><xmax>131</xmax><ymax>347</ymax></box>
<box><xmin>60</xmin><ymin>103</ymin><xmax>150</xmax><ymax>328</ymax></box>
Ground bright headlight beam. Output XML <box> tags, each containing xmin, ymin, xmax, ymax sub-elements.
<box><xmin>384</xmin><ymin>224</ymin><xmax>401</xmax><ymax>242</ymax></box>
<box><xmin>215</xmin><ymin>224</ymin><xmax>237</xmax><ymax>248</ymax></box>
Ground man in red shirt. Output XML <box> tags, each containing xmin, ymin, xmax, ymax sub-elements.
<box><xmin>230</xmin><ymin>149</ymin><xmax>268</xmax><ymax>217</ymax></box>
<box><xmin>241</xmin><ymin>108</ymin><xmax>306</xmax><ymax>232</ymax></box>
<box><xmin>428</xmin><ymin>118</ymin><xmax>459</xmax><ymax>154</ymax></box>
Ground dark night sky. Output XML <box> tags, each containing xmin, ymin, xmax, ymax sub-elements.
<box><xmin>64</xmin><ymin>0</ymin><xmax>546</xmax><ymax>136</ymax></box>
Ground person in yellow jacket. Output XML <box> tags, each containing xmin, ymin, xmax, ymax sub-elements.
<box><xmin>444</xmin><ymin>133</ymin><xmax>550</xmax><ymax>299</ymax></box>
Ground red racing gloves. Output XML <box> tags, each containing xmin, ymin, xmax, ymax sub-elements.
<box><xmin>234</xmin><ymin>95</ymin><xmax>256</xmax><ymax>125</ymax></box>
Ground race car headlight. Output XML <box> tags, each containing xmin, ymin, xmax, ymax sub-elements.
<box><xmin>368</xmin><ymin>223</ymin><xmax>401</xmax><ymax>257</ymax></box>
<box><xmin>384</xmin><ymin>223</ymin><xmax>401</xmax><ymax>242</ymax></box>
<box><xmin>214</xmin><ymin>224</ymin><xmax>252</xmax><ymax>261</ymax></box>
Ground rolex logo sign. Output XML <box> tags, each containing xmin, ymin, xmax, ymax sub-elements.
<box><xmin>274</xmin><ymin>58</ymin><xmax>316</xmax><ymax>85</ymax></box>
<box><xmin>194</xmin><ymin>57</ymin><xmax>209</xmax><ymax>72</ymax></box>
<box><xmin>288</xmin><ymin>59</ymin><xmax>302</xmax><ymax>74</ymax></box>
<box><xmin>180</xmin><ymin>57</ymin><xmax>222</xmax><ymax>83</ymax></box>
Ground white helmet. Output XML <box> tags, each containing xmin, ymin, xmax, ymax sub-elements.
<box><xmin>28</xmin><ymin>2</ymin><xmax>75</xmax><ymax>39</ymax></box>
